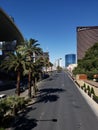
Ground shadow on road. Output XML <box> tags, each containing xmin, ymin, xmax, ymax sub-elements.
<box><xmin>13</xmin><ymin>117</ymin><xmax>37</xmax><ymax>130</ymax></box>
<box><xmin>39</xmin><ymin>88</ymin><xmax>65</xmax><ymax>94</ymax></box>
<box><xmin>34</xmin><ymin>88</ymin><xmax>66</xmax><ymax>104</ymax></box>
<box><xmin>12</xmin><ymin>106</ymin><xmax>57</xmax><ymax>130</ymax></box>
<box><xmin>13</xmin><ymin>117</ymin><xmax>58</xmax><ymax>130</ymax></box>
<box><xmin>35</xmin><ymin>94</ymin><xmax>59</xmax><ymax>103</ymax></box>
<box><xmin>11</xmin><ymin>106</ymin><xmax>37</xmax><ymax>130</ymax></box>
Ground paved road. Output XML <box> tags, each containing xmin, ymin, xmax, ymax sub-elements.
<box><xmin>12</xmin><ymin>71</ymin><xmax>98</xmax><ymax>130</ymax></box>
<box><xmin>0</xmin><ymin>88</ymin><xmax>15</xmax><ymax>96</ymax></box>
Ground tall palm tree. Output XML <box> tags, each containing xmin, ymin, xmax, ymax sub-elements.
<box><xmin>0</xmin><ymin>52</ymin><xmax>26</xmax><ymax>96</ymax></box>
<box><xmin>32</xmin><ymin>57</ymin><xmax>44</xmax><ymax>95</ymax></box>
<box><xmin>17</xmin><ymin>38</ymin><xmax>43</xmax><ymax>98</ymax></box>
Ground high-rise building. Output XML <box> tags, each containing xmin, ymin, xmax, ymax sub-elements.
<box><xmin>65</xmin><ymin>54</ymin><xmax>76</xmax><ymax>67</ymax></box>
<box><xmin>77</xmin><ymin>26</ymin><xmax>98</xmax><ymax>60</ymax></box>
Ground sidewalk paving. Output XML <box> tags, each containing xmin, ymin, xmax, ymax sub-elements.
<box><xmin>20</xmin><ymin>79</ymin><xmax>45</xmax><ymax>100</ymax></box>
<box><xmin>84</xmin><ymin>80</ymin><xmax>98</xmax><ymax>88</ymax></box>
<box><xmin>75</xmin><ymin>79</ymin><xmax>98</xmax><ymax>96</ymax></box>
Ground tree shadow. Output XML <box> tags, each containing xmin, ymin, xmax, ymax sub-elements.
<box><xmin>13</xmin><ymin>117</ymin><xmax>37</xmax><ymax>130</ymax></box>
<box><xmin>2</xmin><ymin>106</ymin><xmax>37</xmax><ymax>130</ymax></box>
<box><xmin>11</xmin><ymin>106</ymin><xmax>57</xmax><ymax>130</ymax></box>
<box><xmin>35</xmin><ymin>94</ymin><xmax>59</xmax><ymax>103</ymax></box>
<box><xmin>11</xmin><ymin>106</ymin><xmax>37</xmax><ymax>130</ymax></box>
<box><xmin>34</xmin><ymin>88</ymin><xmax>66</xmax><ymax>104</ymax></box>
<box><xmin>35</xmin><ymin>118</ymin><xmax>58</xmax><ymax>122</ymax></box>
<box><xmin>13</xmin><ymin>117</ymin><xmax>58</xmax><ymax>130</ymax></box>
<box><xmin>39</xmin><ymin>88</ymin><xmax>66</xmax><ymax>94</ymax></box>
<box><xmin>19</xmin><ymin>106</ymin><xmax>36</xmax><ymax>117</ymax></box>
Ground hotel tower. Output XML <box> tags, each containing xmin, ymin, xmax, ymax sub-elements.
<box><xmin>77</xmin><ymin>26</ymin><xmax>98</xmax><ymax>60</ymax></box>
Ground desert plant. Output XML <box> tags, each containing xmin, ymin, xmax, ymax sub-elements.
<box><xmin>5</xmin><ymin>96</ymin><xmax>27</xmax><ymax>116</ymax></box>
<box><xmin>91</xmin><ymin>87</ymin><xmax>95</xmax><ymax>95</ymax></box>
<box><xmin>83</xmin><ymin>83</ymin><xmax>86</xmax><ymax>92</ymax></box>
<box><xmin>93</xmin><ymin>95</ymin><xmax>98</xmax><ymax>103</ymax></box>
<box><xmin>86</xmin><ymin>85</ymin><xmax>91</xmax><ymax>96</ymax></box>
<box><xmin>87</xmin><ymin>85</ymin><xmax>90</xmax><ymax>91</ymax></box>
<box><xmin>81</xmin><ymin>86</ymin><xmax>83</xmax><ymax>89</ymax></box>
<box><xmin>83</xmin><ymin>83</ymin><xmax>86</xmax><ymax>88</ymax></box>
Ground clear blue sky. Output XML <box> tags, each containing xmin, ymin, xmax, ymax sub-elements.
<box><xmin>0</xmin><ymin>0</ymin><xmax>98</xmax><ymax>66</ymax></box>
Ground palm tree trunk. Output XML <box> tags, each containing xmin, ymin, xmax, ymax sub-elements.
<box><xmin>51</xmin><ymin>66</ymin><xmax>52</xmax><ymax>72</ymax></box>
<box><xmin>17</xmin><ymin>71</ymin><xmax>20</xmax><ymax>96</ymax></box>
<box><xmin>46</xmin><ymin>66</ymin><xmax>47</xmax><ymax>72</ymax></box>
<box><xmin>33</xmin><ymin>77</ymin><xmax>37</xmax><ymax>96</ymax></box>
<box><xmin>28</xmin><ymin>70</ymin><xmax>31</xmax><ymax>98</ymax></box>
<box><xmin>39</xmin><ymin>72</ymin><xmax>42</xmax><ymax>81</ymax></box>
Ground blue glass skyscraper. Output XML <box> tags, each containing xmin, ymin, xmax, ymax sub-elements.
<box><xmin>65</xmin><ymin>54</ymin><xmax>76</xmax><ymax>67</ymax></box>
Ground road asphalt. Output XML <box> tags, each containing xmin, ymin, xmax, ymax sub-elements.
<box><xmin>14</xmin><ymin>71</ymin><xmax>98</xmax><ymax>130</ymax></box>
<box><xmin>1</xmin><ymin>71</ymin><xmax>98</xmax><ymax>130</ymax></box>
<box><xmin>22</xmin><ymin>71</ymin><xmax>98</xmax><ymax>119</ymax></box>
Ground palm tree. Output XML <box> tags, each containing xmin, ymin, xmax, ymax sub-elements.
<box><xmin>43</xmin><ymin>57</ymin><xmax>50</xmax><ymax>72</ymax></box>
<box><xmin>49</xmin><ymin>62</ymin><xmax>53</xmax><ymax>72</ymax></box>
<box><xmin>0</xmin><ymin>52</ymin><xmax>26</xmax><ymax>96</ymax></box>
<box><xmin>17</xmin><ymin>38</ymin><xmax>43</xmax><ymax>98</ymax></box>
<box><xmin>32</xmin><ymin>58</ymin><xmax>44</xmax><ymax>95</ymax></box>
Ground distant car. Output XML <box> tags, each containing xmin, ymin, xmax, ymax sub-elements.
<box><xmin>15</xmin><ymin>82</ymin><xmax>28</xmax><ymax>91</ymax></box>
<box><xmin>15</xmin><ymin>87</ymin><xmax>25</xmax><ymax>93</ymax></box>
<box><xmin>43</xmin><ymin>73</ymin><xmax>49</xmax><ymax>79</ymax></box>
<box><xmin>0</xmin><ymin>94</ymin><xmax>7</xmax><ymax>99</ymax></box>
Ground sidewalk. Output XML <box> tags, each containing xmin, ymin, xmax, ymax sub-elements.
<box><xmin>20</xmin><ymin>79</ymin><xmax>45</xmax><ymax>99</ymax></box>
<box><xmin>84</xmin><ymin>80</ymin><xmax>98</xmax><ymax>88</ymax></box>
<box><xmin>20</xmin><ymin>73</ymin><xmax>55</xmax><ymax>100</ymax></box>
<box><xmin>76</xmin><ymin>79</ymin><xmax>98</xmax><ymax>96</ymax></box>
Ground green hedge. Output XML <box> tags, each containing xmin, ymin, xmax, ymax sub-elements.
<box><xmin>93</xmin><ymin>95</ymin><xmax>98</xmax><ymax>103</ymax></box>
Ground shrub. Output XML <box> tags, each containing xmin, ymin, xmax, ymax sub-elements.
<box><xmin>83</xmin><ymin>83</ymin><xmax>86</xmax><ymax>92</ymax></box>
<box><xmin>0</xmin><ymin>96</ymin><xmax>28</xmax><ymax>128</ymax></box>
<box><xmin>83</xmin><ymin>83</ymin><xmax>86</xmax><ymax>87</ymax></box>
<box><xmin>87</xmin><ymin>85</ymin><xmax>90</xmax><ymax>91</ymax></box>
<box><xmin>88</xmin><ymin>91</ymin><xmax>91</xmax><ymax>97</ymax></box>
<box><xmin>84</xmin><ymin>88</ymin><xmax>87</xmax><ymax>92</ymax></box>
<box><xmin>93</xmin><ymin>95</ymin><xmax>98</xmax><ymax>103</ymax></box>
<box><xmin>90</xmin><ymin>87</ymin><xmax>95</xmax><ymax>95</ymax></box>
<box><xmin>86</xmin><ymin>85</ymin><xmax>91</xmax><ymax>97</ymax></box>
<box><xmin>0</xmin><ymin>99</ymin><xmax>10</xmax><ymax>124</ymax></box>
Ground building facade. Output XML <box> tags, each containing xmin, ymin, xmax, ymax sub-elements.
<box><xmin>65</xmin><ymin>54</ymin><xmax>76</xmax><ymax>67</ymax></box>
<box><xmin>77</xmin><ymin>26</ymin><xmax>98</xmax><ymax>60</ymax></box>
<box><xmin>0</xmin><ymin>8</ymin><xmax>24</xmax><ymax>59</ymax></box>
